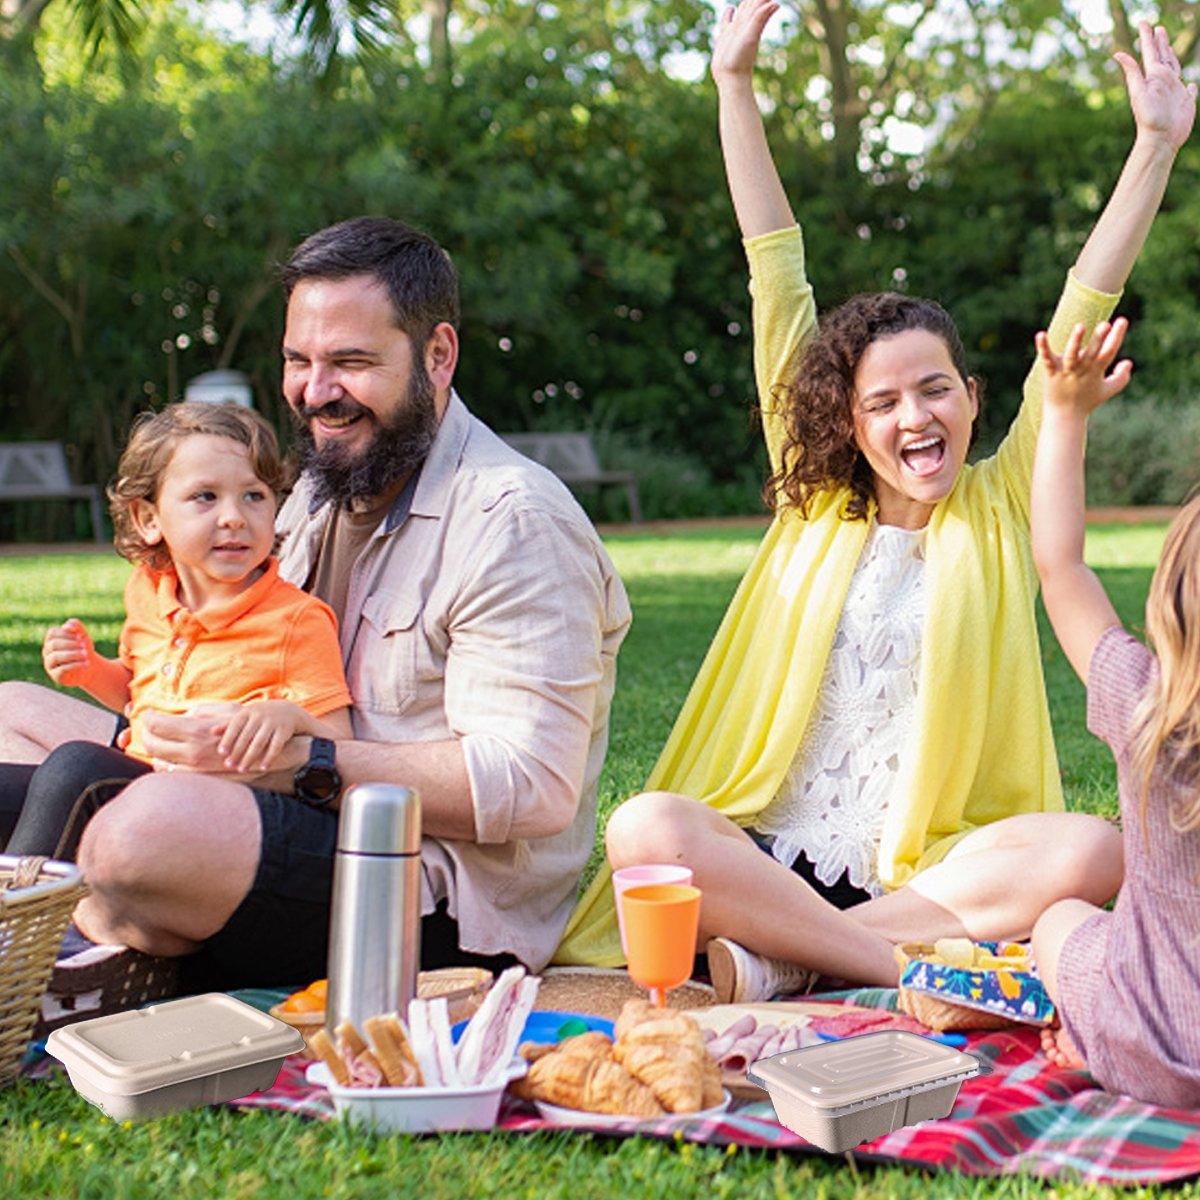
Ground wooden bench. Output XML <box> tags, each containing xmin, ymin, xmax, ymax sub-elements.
<box><xmin>501</xmin><ymin>432</ymin><xmax>642</xmax><ymax>523</ymax></box>
<box><xmin>0</xmin><ymin>442</ymin><xmax>106</xmax><ymax>543</ymax></box>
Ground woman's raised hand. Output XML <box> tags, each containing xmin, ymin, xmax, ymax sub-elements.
<box><xmin>1115</xmin><ymin>21</ymin><xmax>1197</xmax><ymax>151</ymax></box>
<box><xmin>712</xmin><ymin>0</ymin><xmax>780</xmax><ymax>88</ymax></box>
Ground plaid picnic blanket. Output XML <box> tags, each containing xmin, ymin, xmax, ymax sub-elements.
<box><xmin>220</xmin><ymin>985</ymin><xmax>1200</xmax><ymax>1185</ymax></box>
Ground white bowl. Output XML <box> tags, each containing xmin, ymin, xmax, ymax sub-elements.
<box><xmin>306</xmin><ymin>1060</ymin><xmax>526</xmax><ymax>1133</ymax></box>
<box><xmin>533</xmin><ymin>1089</ymin><xmax>731</xmax><ymax>1129</ymax></box>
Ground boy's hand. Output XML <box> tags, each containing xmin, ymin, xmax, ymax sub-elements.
<box><xmin>1116</xmin><ymin>22</ymin><xmax>1197</xmax><ymax>152</ymax></box>
<box><xmin>712</xmin><ymin>0</ymin><xmax>780</xmax><ymax>88</ymax></box>
<box><xmin>1035</xmin><ymin>318</ymin><xmax>1133</xmax><ymax>416</ymax></box>
<box><xmin>42</xmin><ymin>618</ymin><xmax>98</xmax><ymax>688</ymax></box>
<box><xmin>214</xmin><ymin>699</ymin><xmax>306</xmax><ymax>774</ymax></box>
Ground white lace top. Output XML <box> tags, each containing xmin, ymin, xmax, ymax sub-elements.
<box><xmin>753</xmin><ymin>521</ymin><xmax>926</xmax><ymax>897</ymax></box>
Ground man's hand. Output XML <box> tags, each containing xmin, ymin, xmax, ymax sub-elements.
<box><xmin>711</xmin><ymin>0</ymin><xmax>779</xmax><ymax>90</ymax></box>
<box><xmin>140</xmin><ymin>704</ymin><xmax>243</xmax><ymax>773</ymax></box>
<box><xmin>43</xmin><ymin>618</ymin><xmax>98</xmax><ymax>688</ymax></box>
<box><xmin>1035</xmin><ymin>319</ymin><xmax>1132</xmax><ymax>418</ymax></box>
<box><xmin>1116</xmin><ymin>22</ymin><xmax>1197</xmax><ymax>152</ymax></box>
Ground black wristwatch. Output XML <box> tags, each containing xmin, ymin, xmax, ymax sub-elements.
<box><xmin>293</xmin><ymin>737</ymin><xmax>341</xmax><ymax>808</ymax></box>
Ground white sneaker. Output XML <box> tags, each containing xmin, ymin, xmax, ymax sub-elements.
<box><xmin>706</xmin><ymin>937</ymin><xmax>817</xmax><ymax>1004</ymax></box>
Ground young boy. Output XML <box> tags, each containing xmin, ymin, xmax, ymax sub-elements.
<box><xmin>8</xmin><ymin>401</ymin><xmax>352</xmax><ymax>860</ymax></box>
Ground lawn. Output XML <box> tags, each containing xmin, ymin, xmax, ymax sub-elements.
<box><xmin>0</xmin><ymin>523</ymin><xmax>1185</xmax><ymax>1199</ymax></box>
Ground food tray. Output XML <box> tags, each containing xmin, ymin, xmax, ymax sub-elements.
<box><xmin>895</xmin><ymin>941</ymin><xmax>1054</xmax><ymax>1030</ymax></box>
<box><xmin>748</xmin><ymin>1030</ymin><xmax>983</xmax><ymax>1153</ymax></box>
<box><xmin>46</xmin><ymin>993</ymin><xmax>304</xmax><ymax>1120</ymax></box>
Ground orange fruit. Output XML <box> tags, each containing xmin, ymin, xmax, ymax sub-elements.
<box><xmin>281</xmin><ymin>991</ymin><xmax>325</xmax><ymax>1014</ymax></box>
<box><xmin>306</xmin><ymin>979</ymin><xmax>328</xmax><ymax>1001</ymax></box>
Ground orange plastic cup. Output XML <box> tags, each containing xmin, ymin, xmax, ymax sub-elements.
<box><xmin>619</xmin><ymin>883</ymin><xmax>702</xmax><ymax>1007</ymax></box>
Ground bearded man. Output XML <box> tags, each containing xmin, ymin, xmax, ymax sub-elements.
<box><xmin>0</xmin><ymin>218</ymin><xmax>630</xmax><ymax>1020</ymax></box>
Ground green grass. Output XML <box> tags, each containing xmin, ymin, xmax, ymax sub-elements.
<box><xmin>0</xmin><ymin>523</ymin><xmax>1184</xmax><ymax>1199</ymax></box>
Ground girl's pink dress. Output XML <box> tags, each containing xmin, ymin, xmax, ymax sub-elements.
<box><xmin>1057</xmin><ymin>625</ymin><xmax>1200</xmax><ymax>1107</ymax></box>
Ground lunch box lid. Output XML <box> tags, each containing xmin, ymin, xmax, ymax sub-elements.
<box><xmin>45</xmin><ymin>993</ymin><xmax>305</xmax><ymax>1097</ymax></box>
<box><xmin>747</xmin><ymin>1031</ymin><xmax>980</xmax><ymax>1113</ymax></box>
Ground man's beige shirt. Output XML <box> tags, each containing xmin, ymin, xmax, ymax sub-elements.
<box><xmin>276</xmin><ymin>394</ymin><xmax>631</xmax><ymax>969</ymax></box>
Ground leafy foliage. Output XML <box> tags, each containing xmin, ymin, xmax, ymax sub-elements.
<box><xmin>1</xmin><ymin>0</ymin><xmax>1198</xmax><ymax>533</ymax></box>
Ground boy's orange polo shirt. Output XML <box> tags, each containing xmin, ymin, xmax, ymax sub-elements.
<box><xmin>119</xmin><ymin>558</ymin><xmax>351</xmax><ymax>762</ymax></box>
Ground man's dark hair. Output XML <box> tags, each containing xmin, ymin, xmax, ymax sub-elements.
<box><xmin>280</xmin><ymin>216</ymin><xmax>459</xmax><ymax>348</ymax></box>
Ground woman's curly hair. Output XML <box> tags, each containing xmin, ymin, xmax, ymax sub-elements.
<box><xmin>765</xmin><ymin>292</ymin><xmax>980</xmax><ymax>521</ymax></box>
<box><xmin>108</xmin><ymin>402</ymin><xmax>288</xmax><ymax>569</ymax></box>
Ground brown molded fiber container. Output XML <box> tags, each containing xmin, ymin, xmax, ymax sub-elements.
<box><xmin>45</xmin><ymin>993</ymin><xmax>304</xmax><ymax>1120</ymax></box>
<box><xmin>747</xmin><ymin>1031</ymin><xmax>983</xmax><ymax>1153</ymax></box>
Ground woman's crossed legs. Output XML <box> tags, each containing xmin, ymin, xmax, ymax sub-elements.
<box><xmin>606</xmin><ymin>792</ymin><xmax>1122</xmax><ymax>988</ymax></box>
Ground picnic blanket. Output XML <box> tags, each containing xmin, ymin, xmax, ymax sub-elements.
<box><xmin>23</xmin><ymin>986</ymin><xmax>1200</xmax><ymax>1184</ymax></box>
<box><xmin>217</xmin><ymin>985</ymin><xmax>1200</xmax><ymax>1185</ymax></box>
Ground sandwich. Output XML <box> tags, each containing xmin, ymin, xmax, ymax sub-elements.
<box><xmin>407</xmin><ymin>996</ymin><xmax>461</xmax><ymax>1087</ymax></box>
<box><xmin>454</xmin><ymin>966</ymin><xmax>540</xmax><ymax>1087</ymax></box>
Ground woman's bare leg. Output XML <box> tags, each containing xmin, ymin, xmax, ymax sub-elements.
<box><xmin>607</xmin><ymin>796</ymin><xmax>1121</xmax><ymax>989</ymax></box>
<box><xmin>848</xmin><ymin>813</ymin><xmax>1122</xmax><ymax>944</ymax></box>
<box><xmin>0</xmin><ymin>681</ymin><xmax>116</xmax><ymax>763</ymax></box>
<box><xmin>606</xmin><ymin>793</ymin><xmax>898</xmax><ymax>985</ymax></box>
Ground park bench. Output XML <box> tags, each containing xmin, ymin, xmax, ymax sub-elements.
<box><xmin>0</xmin><ymin>441</ymin><xmax>106</xmax><ymax>543</ymax></box>
<box><xmin>501</xmin><ymin>432</ymin><xmax>642</xmax><ymax>523</ymax></box>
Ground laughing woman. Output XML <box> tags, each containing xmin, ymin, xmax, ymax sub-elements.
<box><xmin>557</xmin><ymin>2</ymin><xmax>1196</xmax><ymax>1000</ymax></box>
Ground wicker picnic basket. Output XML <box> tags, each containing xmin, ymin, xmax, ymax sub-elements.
<box><xmin>0</xmin><ymin>855</ymin><xmax>87</xmax><ymax>1086</ymax></box>
<box><xmin>894</xmin><ymin>943</ymin><xmax>1013</xmax><ymax>1033</ymax></box>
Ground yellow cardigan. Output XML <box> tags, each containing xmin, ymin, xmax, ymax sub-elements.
<box><xmin>555</xmin><ymin>225</ymin><xmax>1119</xmax><ymax>967</ymax></box>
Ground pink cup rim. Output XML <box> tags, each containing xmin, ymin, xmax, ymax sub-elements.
<box><xmin>612</xmin><ymin>865</ymin><xmax>693</xmax><ymax>886</ymax></box>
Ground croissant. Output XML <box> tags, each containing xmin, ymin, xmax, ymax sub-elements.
<box><xmin>524</xmin><ymin>1047</ymin><xmax>664</xmax><ymax>1117</ymax></box>
<box><xmin>615</xmin><ymin>998</ymin><xmax>660</xmax><ymax>1041</ymax></box>
<box><xmin>614</xmin><ymin>1039</ymin><xmax>705</xmax><ymax>1112</ymax></box>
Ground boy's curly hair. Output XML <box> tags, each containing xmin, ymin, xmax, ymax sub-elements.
<box><xmin>765</xmin><ymin>292</ymin><xmax>981</xmax><ymax>521</ymax></box>
<box><xmin>108</xmin><ymin>402</ymin><xmax>287</xmax><ymax>569</ymax></box>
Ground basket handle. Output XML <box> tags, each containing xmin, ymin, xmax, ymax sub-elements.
<box><xmin>1</xmin><ymin>856</ymin><xmax>49</xmax><ymax>893</ymax></box>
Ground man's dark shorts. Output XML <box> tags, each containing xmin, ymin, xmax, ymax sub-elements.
<box><xmin>2</xmin><ymin>734</ymin><xmax>518</xmax><ymax>992</ymax></box>
<box><xmin>186</xmin><ymin>787</ymin><xmax>519</xmax><ymax>993</ymax></box>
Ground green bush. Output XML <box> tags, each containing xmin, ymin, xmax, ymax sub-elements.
<box><xmin>1085</xmin><ymin>394</ymin><xmax>1200</xmax><ymax>506</ymax></box>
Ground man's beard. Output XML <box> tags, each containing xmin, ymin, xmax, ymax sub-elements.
<box><xmin>292</xmin><ymin>367</ymin><xmax>439</xmax><ymax>509</ymax></box>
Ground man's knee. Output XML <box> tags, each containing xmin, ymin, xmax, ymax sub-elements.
<box><xmin>605</xmin><ymin>791</ymin><xmax>694</xmax><ymax>869</ymax></box>
<box><xmin>76</xmin><ymin>774</ymin><xmax>196</xmax><ymax>895</ymax></box>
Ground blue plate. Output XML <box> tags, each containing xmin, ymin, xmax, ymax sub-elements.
<box><xmin>451</xmin><ymin>1009</ymin><xmax>614</xmax><ymax>1045</ymax></box>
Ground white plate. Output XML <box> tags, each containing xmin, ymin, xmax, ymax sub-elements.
<box><xmin>533</xmin><ymin>1089</ymin><xmax>732</xmax><ymax>1128</ymax></box>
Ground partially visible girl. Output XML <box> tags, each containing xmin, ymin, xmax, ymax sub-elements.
<box><xmin>1030</xmin><ymin>317</ymin><xmax>1200</xmax><ymax>1106</ymax></box>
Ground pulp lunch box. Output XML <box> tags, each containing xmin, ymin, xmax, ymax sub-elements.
<box><xmin>45</xmin><ymin>993</ymin><xmax>305</xmax><ymax>1120</ymax></box>
<box><xmin>747</xmin><ymin>1031</ymin><xmax>984</xmax><ymax>1153</ymax></box>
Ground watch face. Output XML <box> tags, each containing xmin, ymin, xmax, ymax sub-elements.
<box><xmin>301</xmin><ymin>766</ymin><xmax>339</xmax><ymax>800</ymax></box>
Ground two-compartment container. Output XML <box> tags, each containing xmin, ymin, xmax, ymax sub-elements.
<box><xmin>45</xmin><ymin>993</ymin><xmax>304</xmax><ymax>1120</ymax></box>
<box><xmin>748</xmin><ymin>1030</ymin><xmax>984</xmax><ymax>1153</ymax></box>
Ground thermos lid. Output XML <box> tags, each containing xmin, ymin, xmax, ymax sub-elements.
<box><xmin>336</xmin><ymin>784</ymin><xmax>421</xmax><ymax>855</ymax></box>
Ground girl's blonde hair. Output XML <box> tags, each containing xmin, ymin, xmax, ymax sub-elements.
<box><xmin>108</xmin><ymin>402</ymin><xmax>287</xmax><ymax>570</ymax></box>
<box><xmin>1130</xmin><ymin>491</ymin><xmax>1200</xmax><ymax>834</ymax></box>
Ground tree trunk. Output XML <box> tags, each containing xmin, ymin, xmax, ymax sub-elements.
<box><xmin>425</xmin><ymin>0</ymin><xmax>451</xmax><ymax>80</ymax></box>
<box><xmin>1106</xmin><ymin>0</ymin><xmax>1135</xmax><ymax>56</ymax></box>
<box><xmin>811</xmin><ymin>0</ymin><xmax>864</xmax><ymax>189</ymax></box>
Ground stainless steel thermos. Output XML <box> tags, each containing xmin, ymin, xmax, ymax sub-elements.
<box><xmin>326</xmin><ymin>784</ymin><xmax>421</xmax><ymax>1034</ymax></box>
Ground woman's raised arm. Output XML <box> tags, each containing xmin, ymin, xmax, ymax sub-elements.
<box><xmin>1073</xmin><ymin>22</ymin><xmax>1196</xmax><ymax>293</ymax></box>
<box><xmin>712</xmin><ymin>0</ymin><xmax>794</xmax><ymax>240</ymax></box>
<box><xmin>992</xmin><ymin>21</ymin><xmax>1194</xmax><ymax>509</ymax></box>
